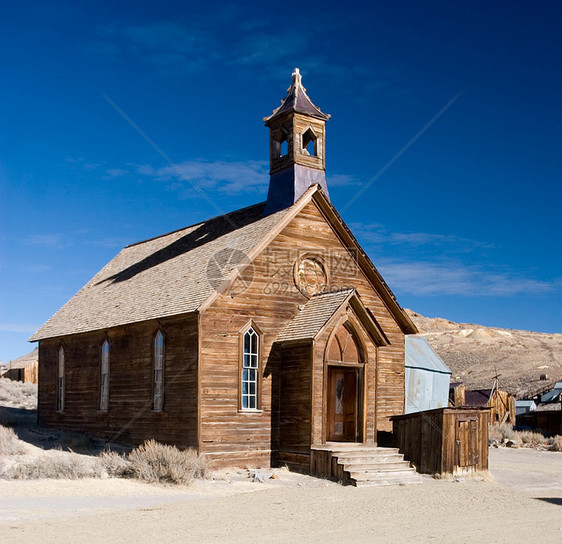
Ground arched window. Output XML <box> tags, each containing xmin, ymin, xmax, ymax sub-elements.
<box><xmin>326</xmin><ymin>324</ymin><xmax>362</xmax><ymax>364</ymax></box>
<box><xmin>100</xmin><ymin>340</ymin><xmax>110</xmax><ymax>412</ymax></box>
<box><xmin>57</xmin><ymin>346</ymin><xmax>65</xmax><ymax>412</ymax></box>
<box><xmin>241</xmin><ymin>327</ymin><xmax>259</xmax><ymax>410</ymax></box>
<box><xmin>153</xmin><ymin>330</ymin><xmax>165</xmax><ymax>411</ymax></box>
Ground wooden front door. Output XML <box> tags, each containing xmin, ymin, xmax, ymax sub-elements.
<box><xmin>456</xmin><ymin>417</ymin><xmax>479</xmax><ymax>467</ymax></box>
<box><xmin>327</xmin><ymin>366</ymin><xmax>358</xmax><ymax>441</ymax></box>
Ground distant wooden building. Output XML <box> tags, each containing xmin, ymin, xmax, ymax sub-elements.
<box><xmin>517</xmin><ymin>403</ymin><xmax>561</xmax><ymax>437</ymax></box>
<box><xmin>31</xmin><ymin>70</ymin><xmax>420</xmax><ymax>475</ymax></box>
<box><xmin>449</xmin><ymin>383</ymin><xmax>516</xmax><ymax>424</ymax></box>
<box><xmin>2</xmin><ymin>348</ymin><xmax>38</xmax><ymax>383</ymax></box>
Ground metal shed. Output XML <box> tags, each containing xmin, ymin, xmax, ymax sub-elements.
<box><xmin>405</xmin><ymin>336</ymin><xmax>452</xmax><ymax>414</ymax></box>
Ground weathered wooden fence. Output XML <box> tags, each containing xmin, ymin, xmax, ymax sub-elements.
<box><xmin>391</xmin><ymin>407</ymin><xmax>489</xmax><ymax>475</ymax></box>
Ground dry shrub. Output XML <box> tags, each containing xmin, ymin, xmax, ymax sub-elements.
<box><xmin>0</xmin><ymin>379</ymin><xmax>37</xmax><ymax>408</ymax></box>
<box><xmin>489</xmin><ymin>423</ymin><xmax>515</xmax><ymax>441</ymax></box>
<box><xmin>128</xmin><ymin>439</ymin><xmax>207</xmax><ymax>485</ymax></box>
<box><xmin>0</xmin><ymin>425</ymin><xmax>27</xmax><ymax>455</ymax></box>
<box><xmin>547</xmin><ymin>435</ymin><xmax>562</xmax><ymax>451</ymax></box>
<box><xmin>518</xmin><ymin>431</ymin><xmax>546</xmax><ymax>445</ymax></box>
<box><xmin>4</xmin><ymin>451</ymin><xmax>105</xmax><ymax>480</ymax></box>
<box><xmin>99</xmin><ymin>450</ymin><xmax>133</xmax><ymax>477</ymax></box>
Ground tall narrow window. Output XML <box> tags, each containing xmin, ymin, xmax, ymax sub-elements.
<box><xmin>241</xmin><ymin>327</ymin><xmax>259</xmax><ymax>410</ymax></box>
<box><xmin>153</xmin><ymin>330</ymin><xmax>164</xmax><ymax>412</ymax></box>
<box><xmin>100</xmin><ymin>340</ymin><xmax>110</xmax><ymax>412</ymax></box>
<box><xmin>57</xmin><ymin>346</ymin><xmax>65</xmax><ymax>412</ymax></box>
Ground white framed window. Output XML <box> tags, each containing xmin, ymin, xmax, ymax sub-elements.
<box><xmin>57</xmin><ymin>346</ymin><xmax>65</xmax><ymax>412</ymax></box>
<box><xmin>153</xmin><ymin>330</ymin><xmax>164</xmax><ymax>412</ymax></box>
<box><xmin>100</xmin><ymin>339</ymin><xmax>110</xmax><ymax>412</ymax></box>
<box><xmin>241</xmin><ymin>327</ymin><xmax>259</xmax><ymax>410</ymax></box>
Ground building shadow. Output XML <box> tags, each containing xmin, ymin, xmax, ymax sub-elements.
<box><xmin>535</xmin><ymin>497</ymin><xmax>562</xmax><ymax>506</ymax></box>
<box><xmin>0</xmin><ymin>405</ymin><xmax>121</xmax><ymax>453</ymax></box>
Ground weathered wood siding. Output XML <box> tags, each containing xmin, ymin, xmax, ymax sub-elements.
<box><xmin>278</xmin><ymin>342</ymin><xmax>313</xmax><ymax>470</ymax></box>
<box><xmin>200</xmin><ymin>200</ymin><xmax>406</xmax><ymax>466</ymax></box>
<box><xmin>488</xmin><ymin>390</ymin><xmax>516</xmax><ymax>424</ymax></box>
<box><xmin>392</xmin><ymin>407</ymin><xmax>489</xmax><ymax>474</ymax></box>
<box><xmin>3</xmin><ymin>362</ymin><xmax>38</xmax><ymax>383</ymax></box>
<box><xmin>37</xmin><ymin>315</ymin><xmax>198</xmax><ymax>448</ymax></box>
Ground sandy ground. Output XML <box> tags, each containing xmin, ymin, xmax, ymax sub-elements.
<box><xmin>1</xmin><ymin>448</ymin><xmax>561</xmax><ymax>544</ymax></box>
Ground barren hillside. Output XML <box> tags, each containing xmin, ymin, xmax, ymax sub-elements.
<box><xmin>406</xmin><ymin>310</ymin><xmax>562</xmax><ymax>398</ymax></box>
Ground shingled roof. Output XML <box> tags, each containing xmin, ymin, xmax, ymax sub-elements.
<box><xmin>30</xmin><ymin>186</ymin><xmax>416</xmax><ymax>342</ymax></box>
<box><xmin>30</xmin><ymin>203</ymin><xmax>290</xmax><ymax>341</ymax></box>
<box><xmin>277</xmin><ymin>289</ymin><xmax>355</xmax><ymax>342</ymax></box>
<box><xmin>277</xmin><ymin>288</ymin><xmax>390</xmax><ymax>346</ymax></box>
<box><xmin>264</xmin><ymin>68</ymin><xmax>330</xmax><ymax>123</ymax></box>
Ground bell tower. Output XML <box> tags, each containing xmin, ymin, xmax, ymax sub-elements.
<box><xmin>264</xmin><ymin>68</ymin><xmax>331</xmax><ymax>215</ymax></box>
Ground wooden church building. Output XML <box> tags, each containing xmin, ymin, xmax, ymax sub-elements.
<box><xmin>31</xmin><ymin>69</ymin><xmax>419</xmax><ymax>471</ymax></box>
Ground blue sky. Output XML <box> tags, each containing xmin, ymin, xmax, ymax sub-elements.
<box><xmin>1</xmin><ymin>1</ymin><xmax>561</xmax><ymax>362</ymax></box>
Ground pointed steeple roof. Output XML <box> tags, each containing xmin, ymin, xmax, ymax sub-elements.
<box><xmin>264</xmin><ymin>68</ymin><xmax>330</xmax><ymax>124</ymax></box>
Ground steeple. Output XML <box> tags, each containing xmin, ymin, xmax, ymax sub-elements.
<box><xmin>264</xmin><ymin>68</ymin><xmax>331</xmax><ymax>215</ymax></box>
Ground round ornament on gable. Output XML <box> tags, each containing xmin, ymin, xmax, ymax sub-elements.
<box><xmin>294</xmin><ymin>254</ymin><xmax>329</xmax><ymax>297</ymax></box>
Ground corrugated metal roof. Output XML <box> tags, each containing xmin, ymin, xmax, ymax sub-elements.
<box><xmin>405</xmin><ymin>336</ymin><xmax>451</xmax><ymax>374</ymax></box>
<box><xmin>516</xmin><ymin>400</ymin><xmax>536</xmax><ymax>408</ymax></box>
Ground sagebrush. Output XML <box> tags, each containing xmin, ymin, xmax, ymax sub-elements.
<box><xmin>489</xmin><ymin>423</ymin><xmax>515</xmax><ymax>441</ymax></box>
<box><xmin>0</xmin><ymin>425</ymin><xmax>28</xmax><ymax>455</ymax></box>
<box><xmin>4</xmin><ymin>451</ymin><xmax>106</xmax><ymax>480</ymax></box>
<box><xmin>518</xmin><ymin>430</ymin><xmax>547</xmax><ymax>445</ymax></box>
<box><xmin>547</xmin><ymin>435</ymin><xmax>562</xmax><ymax>451</ymax></box>
<box><xmin>489</xmin><ymin>423</ymin><xmax>562</xmax><ymax>449</ymax></box>
<box><xmin>128</xmin><ymin>439</ymin><xmax>208</xmax><ymax>485</ymax></box>
<box><xmin>0</xmin><ymin>378</ymin><xmax>37</xmax><ymax>408</ymax></box>
<box><xmin>99</xmin><ymin>450</ymin><xmax>133</xmax><ymax>477</ymax></box>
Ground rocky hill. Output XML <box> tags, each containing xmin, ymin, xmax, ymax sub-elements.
<box><xmin>406</xmin><ymin>310</ymin><xmax>562</xmax><ymax>398</ymax></box>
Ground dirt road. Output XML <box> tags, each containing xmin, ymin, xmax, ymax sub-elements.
<box><xmin>1</xmin><ymin>449</ymin><xmax>561</xmax><ymax>543</ymax></box>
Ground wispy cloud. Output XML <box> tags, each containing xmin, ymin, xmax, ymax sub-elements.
<box><xmin>105</xmin><ymin>168</ymin><xmax>130</xmax><ymax>178</ymax></box>
<box><xmin>22</xmin><ymin>264</ymin><xmax>53</xmax><ymax>273</ymax></box>
<box><xmin>351</xmin><ymin>223</ymin><xmax>493</xmax><ymax>251</ymax></box>
<box><xmin>90</xmin><ymin>21</ymin><xmax>219</xmax><ymax>75</ymax></box>
<box><xmin>378</xmin><ymin>259</ymin><xmax>555</xmax><ymax>297</ymax></box>
<box><xmin>22</xmin><ymin>234</ymin><xmax>67</xmax><ymax>249</ymax></box>
<box><xmin>0</xmin><ymin>323</ymin><xmax>41</xmax><ymax>333</ymax></box>
<box><xmin>327</xmin><ymin>174</ymin><xmax>362</xmax><ymax>187</ymax></box>
<box><xmin>137</xmin><ymin>159</ymin><xmax>269</xmax><ymax>195</ymax></box>
<box><xmin>87</xmin><ymin>16</ymin><xmax>397</xmax><ymax>92</ymax></box>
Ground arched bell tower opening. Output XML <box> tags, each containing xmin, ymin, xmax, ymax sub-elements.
<box><xmin>324</xmin><ymin>322</ymin><xmax>365</xmax><ymax>443</ymax></box>
<box><xmin>264</xmin><ymin>68</ymin><xmax>331</xmax><ymax>215</ymax></box>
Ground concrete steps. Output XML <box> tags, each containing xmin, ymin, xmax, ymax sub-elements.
<box><xmin>312</xmin><ymin>442</ymin><xmax>423</xmax><ymax>487</ymax></box>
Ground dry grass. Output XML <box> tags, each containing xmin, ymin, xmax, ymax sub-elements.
<box><xmin>0</xmin><ymin>425</ymin><xmax>28</xmax><ymax>455</ymax></box>
<box><xmin>489</xmin><ymin>423</ymin><xmax>515</xmax><ymax>441</ymax></box>
<box><xmin>3</xmin><ymin>450</ymin><xmax>107</xmax><ymax>480</ymax></box>
<box><xmin>518</xmin><ymin>431</ymin><xmax>548</xmax><ymax>446</ymax></box>
<box><xmin>0</xmin><ymin>429</ymin><xmax>207</xmax><ymax>484</ymax></box>
<box><xmin>0</xmin><ymin>378</ymin><xmax>37</xmax><ymax>409</ymax></box>
<box><xmin>488</xmin><ymin>423</ymin><xmax>560</xmax><ymax>449</ymax></box>
<box><xmin>99</xmin><ymin>450</ymin><xmax>133</xmax><ymax>477</ymax></box>
<box><xmin>128</xmin><ymin>439</ymin><xmax>208</xmax><ymax>485</ymax></box>
<box><xmin>547</xmin><ymin>435</ymin><xmax>562</xmax><ymax>451</ymax></box>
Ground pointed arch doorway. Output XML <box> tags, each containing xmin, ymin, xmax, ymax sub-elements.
<box><xmin>325</xmin><ymin>323</ymin><xmax>365</xmax><ymax>442</ymax></box>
